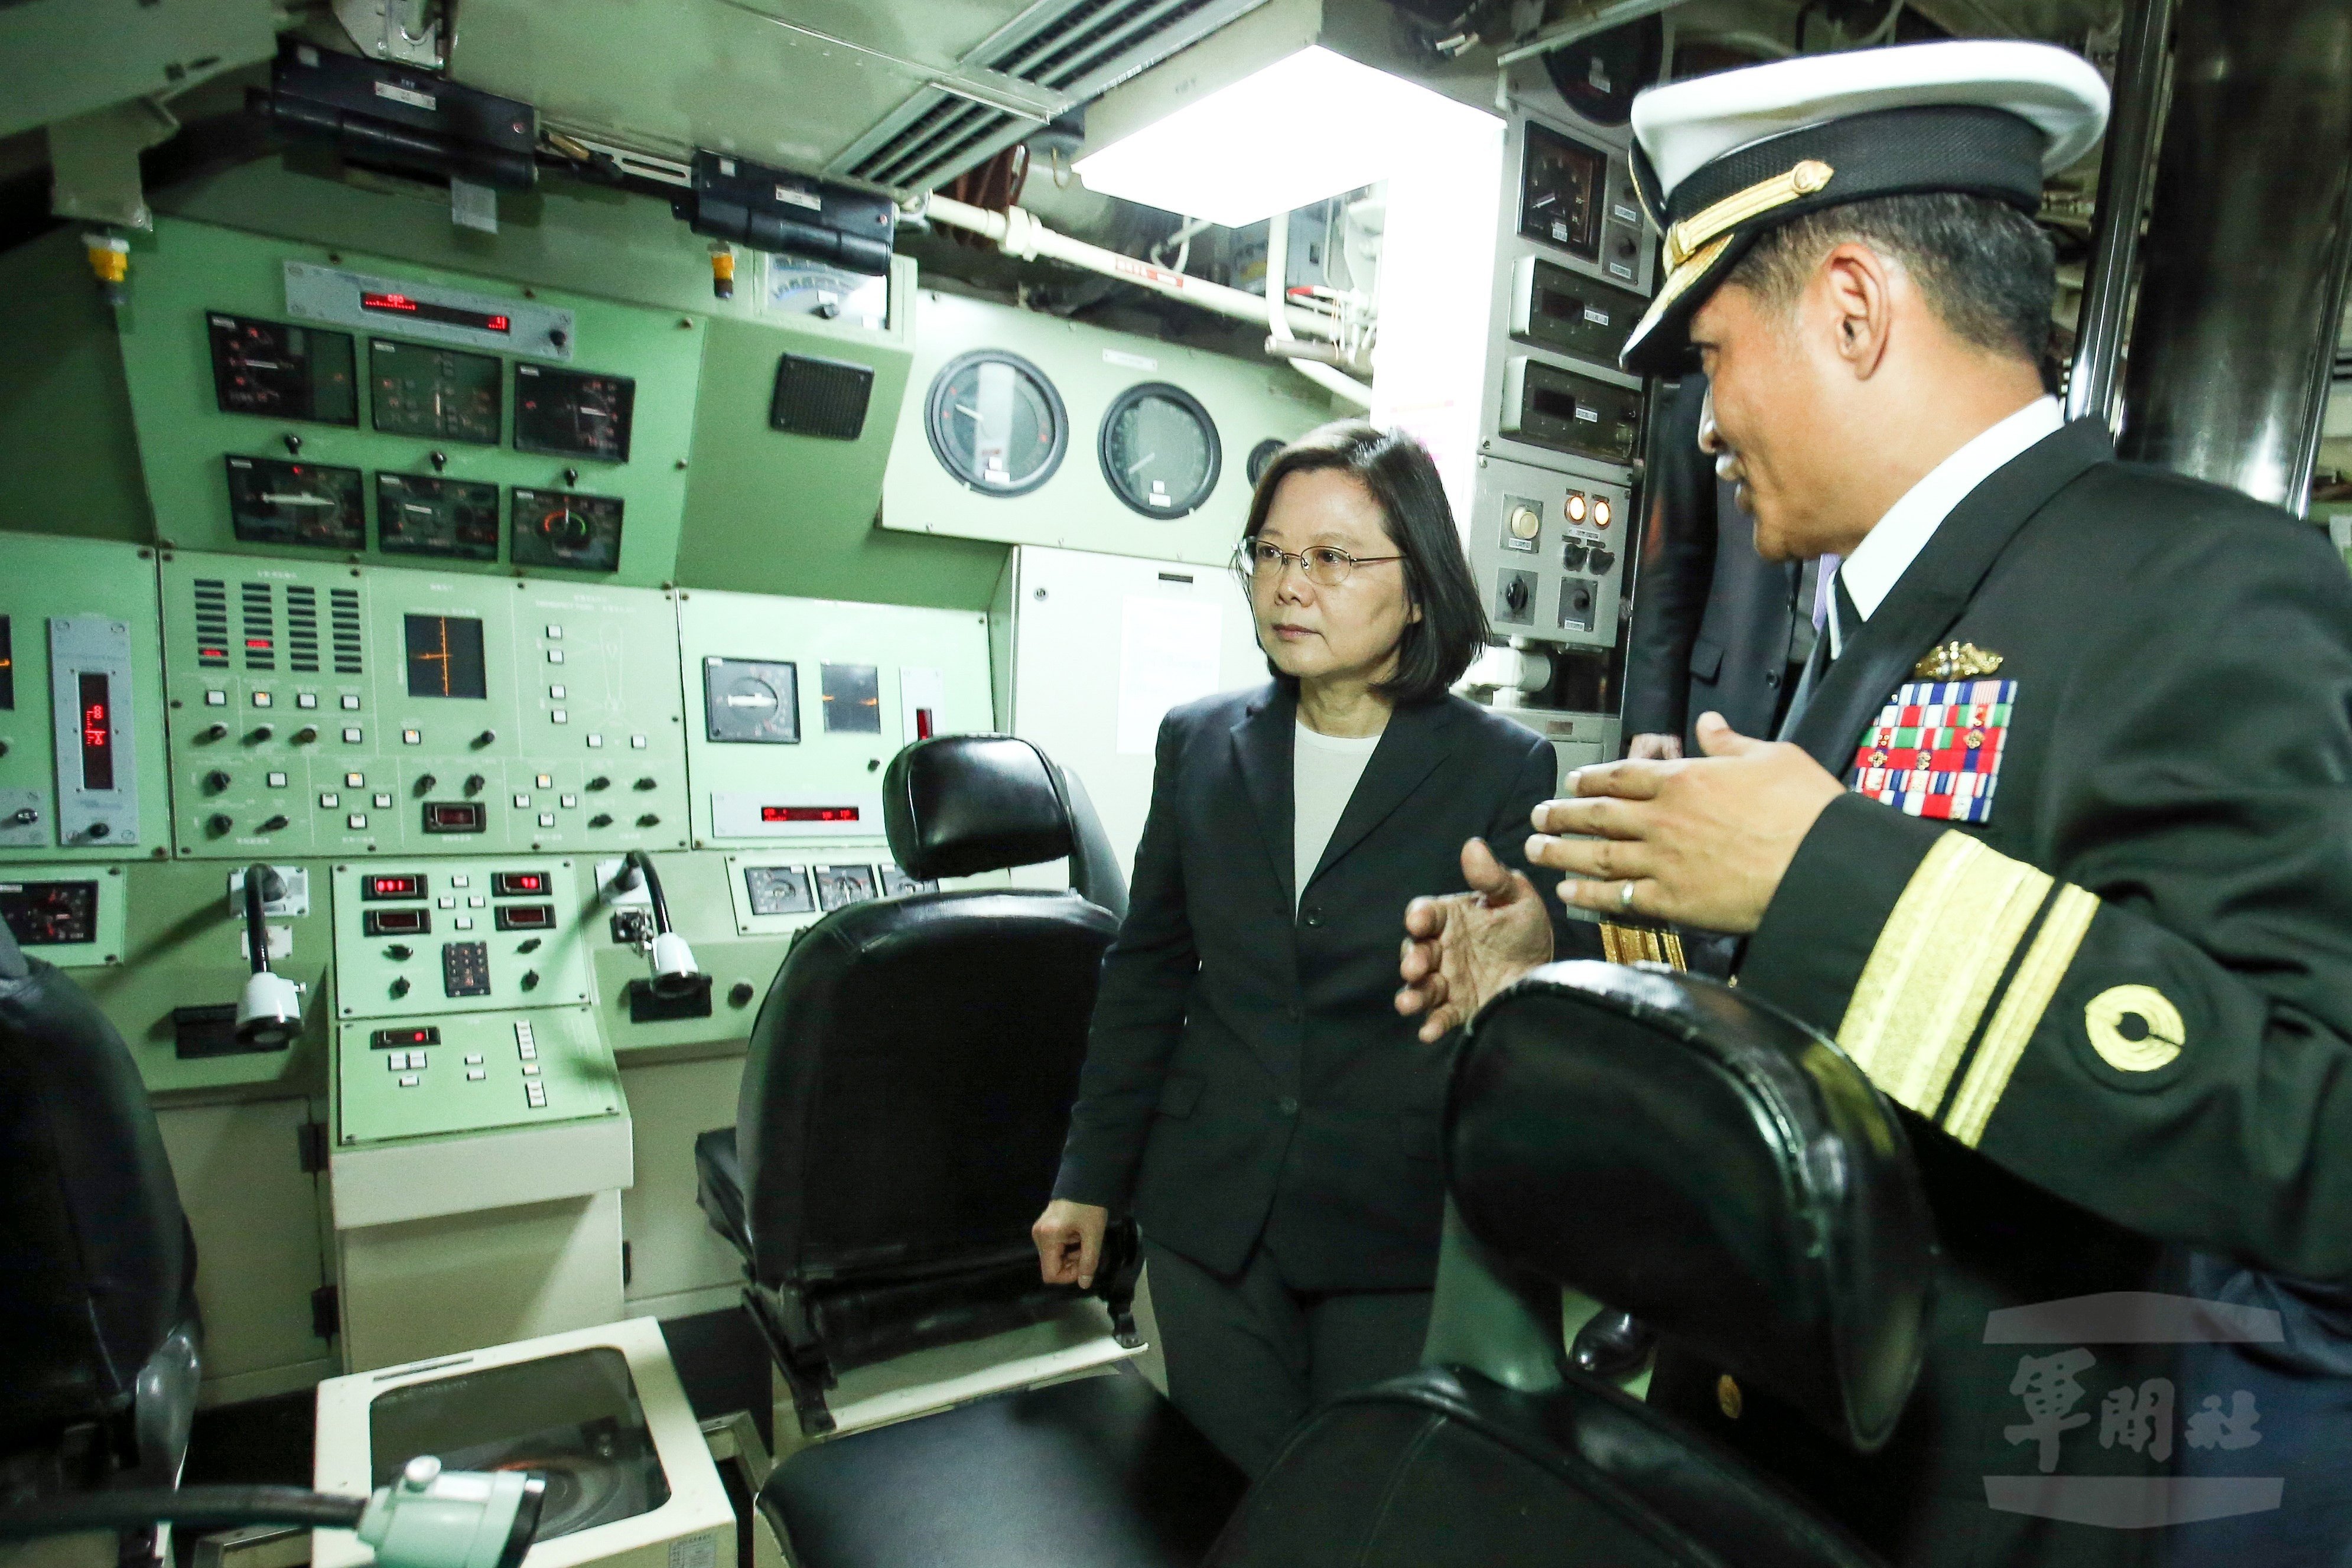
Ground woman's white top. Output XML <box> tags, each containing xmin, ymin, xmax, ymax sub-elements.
<box><xmin>1292</xmin><ymin>718</ymin><xmax>1382</xmax><ymax>910</ymax></box>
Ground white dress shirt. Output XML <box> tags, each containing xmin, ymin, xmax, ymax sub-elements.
<box><xmin>1826</xmin><ymin>395</ymin><xmax>2064</xmax><ymax>656</ymax></box>
<box><xmin>1292</xmin><ymin>719</ymin><xmax>1381</xmax><ymax>909</ymax></box>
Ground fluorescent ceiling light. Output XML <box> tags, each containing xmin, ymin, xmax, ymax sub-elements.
<box><xmin>1072</xmin><ymin>45</ymin><xmax>1497</xmax><ymax>228</ymax></box>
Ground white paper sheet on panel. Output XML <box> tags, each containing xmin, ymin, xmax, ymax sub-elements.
<box><xmin>1115</xmin><ymin>595</ymin><xmax>1225</xmax><ymax>754</ymax></box>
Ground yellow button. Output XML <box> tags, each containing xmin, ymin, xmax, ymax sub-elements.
<box><xmin>1508</xmin><ymin>505</ymin><xmax>1541</xmax><ymax>541</ymax></box>
<box><xmin>1716</xmin><ymin>1375</ymin><xmax>1743</xmax><ymax>1420</ymax></box>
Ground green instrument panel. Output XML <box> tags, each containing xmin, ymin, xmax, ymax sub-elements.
<box><xmin>0</xmin><ymin>533</ymin><xmax>172</xmax><ymax>859</ymax></box>
<box><xmin>329</xmin><ymin>857</ymin><xmax>592</xmax><ymax>1022</ymax></box>
<box><xmin>160</xmin><ymin>552</ymin><xmax>689</xmax><ymax>860</ymax></box>
<box><xmin>116</xmin><ymin>219</ymin><xmax>701</xmax><ymax>586</ymax></box>
<box><xmin>336</xmin><ymin>1004</ymin><xmax>620</xmax><ymax>1146</ymax></box>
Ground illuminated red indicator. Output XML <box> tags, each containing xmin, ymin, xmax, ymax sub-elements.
<box><xmin>245</xmin><ymin>638</ymin><xmax>272</xmax><ymax>649</ymax></box>
<box><xmin>77</xmin><ymin>673</ymin><xmax>114</xmax><ymax>791</ymax></box>
<box><xmin>487</xmin><ymin>315</ymin><xmax>510</xmax><ymax>331</ymax></box>
<box><xmin>369</xmin><ymin>876</ymin><xmax>421</xmax><ymax>897</ymax></box>
<box><xmin>363</xmin><ymin>291</ymin><xmax>419</xmax><ymax>313</ymax></box>
<box><xmin>915</xmin><ymin>708</ymin><xmax>935</xmax><ymax>740</ymax></box>
<box><xmin>761</xmin><ymin>805</ymin><xmax>860</xmax><ymax>822</ymax></box>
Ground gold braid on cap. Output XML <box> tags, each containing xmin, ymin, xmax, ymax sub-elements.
<box><xmin>1625</xmin><ymin>158</ymin><xmax>1835</xmax><ymax>358</ymax></box>
<box><xmin>1665</xmin><ymin>158</ymin><xmax>1836</xmax><ymax>268</ymax></box>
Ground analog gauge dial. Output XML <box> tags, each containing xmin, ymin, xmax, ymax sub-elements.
<box><xmin>1245</xmin><ymin>437</ymin><xmax>1286</xmax><ymax>489</ymax></box>
<box><xmin>1100</xmin><ymin>382</ymin><xmax>1221</xmax><ymax>519</ymax></box>
<box><xmin>924</xmin><ymin>349</ymin><xmax>1067</xmax><ymax>496</ymax></box>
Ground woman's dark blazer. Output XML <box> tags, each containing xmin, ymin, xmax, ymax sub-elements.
<box><xmin>1051</xmin><ymin>681</ymin><xmax>1577</xmax><ymax>1292</ymax></box>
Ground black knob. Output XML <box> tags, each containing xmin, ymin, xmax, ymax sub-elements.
<box><xmin>8</xmin><ymin>808</ymin><xmax>37</xmax><ymax>826</ymax></box>
<box><xmin>588</xmin><ymin>813</ymin><xmax>613</xmax><ymax>828</ymax></box>
<box><xmin>633</xmin><ymin>776</ymin><xmax>656</xmax><ymax>790</ymax></box>
<box><xmin>464</xmin><ymin>775</ymin><xmax>485</xmax><ymax>795</ymax></box>
<box><xmin>207</xmin><ymin>814</ymin><xmax>232</xmax><ymax>835</ymax></box>
<box><xmin>1503</xmin><ymin>578</ymin><xmax>1530</xmax><ymax>614</ymax></box>
<box><xmin>728</xmin><ymin>981</ymin><xmax>756</xmax><ymax>1007</ymax></box>
<box><xmin>390</xmin><ymin>976</ymin><xmax>412</xmax><ymax>997</ymax></box>
<box><xmin>1560</xmin><ymin>544</ymin><xmax>1589</xmax><ymax>572</ymax></box>
<box><xmin>386</xmin><ymin>944</ymin><xmax>412</xmax><ymax>959</ymax></box>
<box><xmin>1568</xmin><ymin>585</ymin><xmax>1593</xmax><ymax>613</ymax></box>
<box><xmin>636</xmin><ymin>812</ymin><xmax>660</xmax><ymax>827</ymax></box>
<box><xmin>205</xmin><ymin>770</ymin><xmax>231</xmax><ymax>792</ymax></box>
<box><xmin>200</xmin><ymin>723</ymin><xmax>227</xmax><ymax>742</ymax></box>
<box><xmin>430</xmin><ymin>450</ymin><xmax>448</xmax><ymax>472</ymax></box>
<box><xmin>415</xmin><ymin>774</ymin><xmax>437</xmax><ymax>794</ymax></box>
<box><xmin>248</xmin><ymin>724</ymin><xmax>273</xmax><ymax>742</ymax></box>
<box><xmin>586</xmin><ymin>776</ymin><xmax>610</xmax><ymax>790</ymax></box>
<box><xmin>472</xmin><ymin>730</ymin><xmax>496</xmax><ymax>747</ymax></box>
<box><xmin>516</xmin><ymin>937</ymin><xmax>542</xmax><ymax>954</ymax></box>
<box><xmin>563</xmin><ymin>466</ymin><xmax>580</xmax><ymax>487</ymax></box>
<box><xmin>284</xmin><ymin>432</ymin><xmax>302</xmax><ymax>456</ymax></box>
<box><xmin>86</xmin><ymin>821</ymin><xmax>109</xmax><ymax>838</ymax></box>
<box><xmin>1589</xmin><ymin>548</ymin><xmax>1616</xmax><ymax>574</ymax></box>
<box><xmin>549</xmin><ymin>328</ymin><xmax>570</xmax><ymax>350</ymax></box>
<box><xmin>520</xmin><ymin>970</ymin><xmax>540</xmax><ymax>991</ymax></box>
<box><xmin>261</xmin><ymin>814</ymin><xmax>288</xmax><ymax>831</ymax></box>
<box><xmin>294</xmin><ymin>725</ymin><xmax>318</xmax><ymax>743</ymax></box>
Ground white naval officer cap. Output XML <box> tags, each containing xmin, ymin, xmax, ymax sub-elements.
<box><xmin>1619</xmin><ymin>39</ymin><xmax>2110</xmax><ymax>375</ymax></box>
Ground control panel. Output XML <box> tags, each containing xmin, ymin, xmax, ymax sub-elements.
<box><xmin>161</xmin><ymin>552</ymin><xmax>688</xmax><ymax>858</ymax></box>
<box><xmin>0</xmin><ymin>863</ymin><xmax>125</xmax><ymax>967</ymax></box>
<box><xmin>0</xmin><ymin>535</ymin><xmax>171</xmax><ymax>856</ymax></box>
<box><xmin>330</xmin><ymin>857</ymin><xmax>592</xmax><ymax>1020</ymax></box>
<box><xmin>1473</xmin><ymin>105</ymin><xmax>1654</xmax><ymax>653</ymax></box>
<box><xmin>115</xmin><ymin>220</ymin><xmax>700</xmax><ymax>586</ymax></box>
<box><xmin>721</xmin><ymin>849</ymin><xmax>936</xmax><ymax>936</ymax></box>
<box><xmin>675</xmin><ymin>590</ymin><xmax>993</xmax><ymax>849</ymax></box>
<box><xmin>334</xmin><ymin>1004</ymin><xmax>620</xmax><ymax>1146</ymax></box>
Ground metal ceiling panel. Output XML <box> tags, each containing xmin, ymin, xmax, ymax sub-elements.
<box><xmin>447</xmin><ymin>0</ymin><xmax>1047</xmax><ymax>166</ymax></box>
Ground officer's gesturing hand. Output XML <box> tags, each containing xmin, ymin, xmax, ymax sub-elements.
<box><xmin>1533</xmin><ymin>711</ymin><xmax>1845</xmax><ymax>933</ymax></box>
<box><xmin>1395</xmin><ymin>837</ymin><xmax>1555</xmax><ymax>1043</ymax></box>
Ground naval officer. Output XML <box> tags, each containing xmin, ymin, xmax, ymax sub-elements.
<box><xmin>1398</xmin><ymin>38</ymin><xmax>2352</xmax><ymax>1568</ymax></box>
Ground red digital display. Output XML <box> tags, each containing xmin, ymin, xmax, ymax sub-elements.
<box><xmin>77</xmin><ymin>672</ymin><xmax>113</xmax><ymax>791</ymax></box>
<box><xmin>361</xmin><ymin>292</ymin><xmax>513</xmax><ymax>334</ymax></box>
<box><xmin>365</xmin><ymin>874</ymin><xmax>425</xmax><ymax>900</ymax></box>
<box><xmin>760</xmin><ymin>805</ymin><xmax>861</xmax><ymax>822</ymax></box>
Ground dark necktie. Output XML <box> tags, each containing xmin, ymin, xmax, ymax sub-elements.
<box><xmin>1777</xmin><ymin>569</ymin><xmax>1858</xmax><ymax>740</ymax></box>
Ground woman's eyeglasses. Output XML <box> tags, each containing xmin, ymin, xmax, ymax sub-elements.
<box><xmin>1233</xmin><ymin>539</ymin><xmax>1404</xmax><ymax>589</ymax></box>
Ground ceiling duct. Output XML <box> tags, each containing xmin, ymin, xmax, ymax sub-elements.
<box><xmin>833</xmin><ymin>0</ymin><xmax>1270</xmax><ymax>193</ymax></box>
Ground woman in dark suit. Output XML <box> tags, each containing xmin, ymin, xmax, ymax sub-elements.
<box><xmin>1030</xmin><ymin>420</ymin><xmax>1580</xmax><ymax>1476</ymax></box>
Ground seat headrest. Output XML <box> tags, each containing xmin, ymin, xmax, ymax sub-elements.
<box><xmin>883</xmin><ymin>735</ymin><xmax>1073</xmax><ymax>879</ymax></box>
<box><xmin>1448</xmin><ymin>961</ymin><xmax>1936</xmax><ymax>1453</ymax></box>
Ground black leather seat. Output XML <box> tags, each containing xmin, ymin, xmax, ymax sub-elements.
<box><xmin>760</xmin><ymin>959</ymin><xmax>1931</xmax><ymax>1567</ymax></box>
<box><xmin>1205</xmin><ymin>959</ymin><xmax>1936</xmax><ymax>1566</ymax></box>
<box><xmin>696</xmin><ymin>734</ymin><xmax>1141</xmax><ymax>1436</ymax></box>
<box><xmin>0</xmin><ymin>924</ymin><xmax>202</xmax><ymax>1519</ymax></box>
<box><xmin>763</xmin><ymin>1371</ymin><xmax>1245</xmax><ymax>1568</ymax></box>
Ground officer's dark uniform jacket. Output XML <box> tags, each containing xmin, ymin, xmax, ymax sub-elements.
<box><xmin>1648</xmin><ymin>417</ymin><xmax>2352</xmax><ymax>1567</ymax></box>
<box><xmin>1052</xmin><ymin>684</ymin><xmax>1576</xmax><ymax>1290</ymax></box>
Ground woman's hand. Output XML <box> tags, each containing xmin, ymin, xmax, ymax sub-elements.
<box><xmin>1033</xmin><ymin>1199</ymin><xmax>1110</xmax><ymax>1289</ymax></box>
<box><xmin>1395</xmin><ymin>837</ymin><xmax>1554</xmax><ymax>1042</ymax></box>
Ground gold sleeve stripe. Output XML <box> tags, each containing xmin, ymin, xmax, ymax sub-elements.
<box><xmin>1833</xmin><ymin>831</ymin><xmax>2052</xmax><ymax>1118</ymax></box>
<box><xmin>1944</xmin><ymin>883</ymin><xmax>2100</xmax><ymax>1148</ymax></box>
<box><xmin>1599</xmin><ymin>923</ymin><xmax>1688</xmax><ymax>971</ymax></box>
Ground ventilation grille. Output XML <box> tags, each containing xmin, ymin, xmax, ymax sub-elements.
<box><xmin>194</xmin><ymin>579</ymin><xmax>229</xmax><ymax>668</ymax></box>
<box><xmin>838</xmin><ymin>0</ymin><xmax>1261</xmax><ymax>191</ymax></box>
<box><xmin>330</xmin><ymin>588</ymin><xmax>364</xmax><ymax>675</ymax></box>
<box><xmin>287</xmin><ymin>585</ymin><xmax>320</xmax><ymax>673</ymax></box>
<box><xmin>772</xmin><ymin>353</ymin><xmax>876</xmax><ymax>440</ymax></box>
<box><xmin>240</xmin><ymin>582</ymin><xmax>275</xmax><ymax>671</ymax></box>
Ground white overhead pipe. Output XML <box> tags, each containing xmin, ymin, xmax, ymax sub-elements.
<box><xmin>919</xmin><ymin>192</ymin><xmax>1372</xmax><ymax>405</ymax></box>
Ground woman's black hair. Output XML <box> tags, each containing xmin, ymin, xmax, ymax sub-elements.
<box><xmin>1241</xmin><ymin>419</ymin><xmax>1489</xmax><ymax>707</ymax></box>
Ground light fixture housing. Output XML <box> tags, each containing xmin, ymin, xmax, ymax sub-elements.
<box><xmin>1072</xmin><ymin>43</ymin><xmax>1497</xmax><ymax>227</ymax></box>
<box><xmin>235</xmin><ymin>969</ymin><xmax>303</xmax><ymax>1047</ymax></box>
